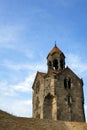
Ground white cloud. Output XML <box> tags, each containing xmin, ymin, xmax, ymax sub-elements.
<box><xmin>1</xmin><ymin>53</ymin><xmax>87</xmax><ymax>97</ymax></box>
<box><xmin>0</xmin><ymin>96</ymin><xmax>32</xmax><ymax>117</ymax></box>
<box><xmin>0</xmin><ymin>24</ymin><xmax>24</xmax><ymax>49</ymax></box>
<box><xmin>12</xmin><ymin>73</ymin><xmax>35</xmax><ymax>93</ymax></box>
<box><xmin>0</xmin><ymin>56</ymin><xmax>47</xmax><ymax>96</ymax></box>
<box><xmin>0</xmin><ymin>74</ymin><xmax>33</xmax><ymax>117</ymax></box>
<box><xmin>0</xmin><ymin>61</ymin><xmax>46</xmax><ymax>95</ymax></box>
<box><xmin>0</xmin><ymin>81</ymin><xmax>17</xmax><ymax>96</ymax></box>
<box><xmin>66</xmin><ymin>53</ymin><xmax>87</xmax><ymax>74</ymax></box>
<box><xmin>0</xmin><ymin>26</ymin><xmax>15</xmax><ymax>42</ymax></box>
<box><xmin>1</xmin><ymin>59</ymin><xmax>47</xmax><ymax>71</ymax></box>
<box><xmin>0</xmin><ymin>51</ymin><xmax>47</xmax><ymax>117</ymax></box>
<box><xmin>0</xmin><ymin>58</ymin><xmax>47</xmax><ymax>117</ymax></box>
<box><xmin>10</xmin><ymin>99</ymin><xmax>32</xmax><ymax>117</ymax></box>
<box><xmin>23</xmin><ymin>49</ymin><xmax>35</xmax><ymax>59</ymax></box>
<box><xmin>0</xmin><ymin>72</ymin><xmax>35</xmax><ymax>96</ymax></box>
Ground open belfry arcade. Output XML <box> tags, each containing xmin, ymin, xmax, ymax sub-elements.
<box><xmin>32</xmin><ymin>44</ymin><xmax>85</xmax><ymax>122</ymax></box>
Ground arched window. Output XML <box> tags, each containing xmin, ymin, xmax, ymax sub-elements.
<box><xmin>64</xmin><ymin>79</ymin><xmax>67</xmax><ymax>89</ymax></box>
<box><xmin>68</xmin><ymin>78</ymin><xmax>71</xmax><ymax>89</ymax></box>
<box><xmin>64</xmin><ymin>78</ymin><xmax>71</xmax><ymax>89</ymax></box>
<box><xmin>60</xmin><ymin>60</ymin><xmax>64</xmax><ymax>69</ymax></box>
<box><xmin>53</xmin><ymin>59</ymin><xmax>58</xmax><ymax>70</ymax></box>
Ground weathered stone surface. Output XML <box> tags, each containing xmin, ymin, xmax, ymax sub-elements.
<box><xmin>32</xmin><ymin>45</ymin><xmax>85</xmax><ymax>122</ymax></box>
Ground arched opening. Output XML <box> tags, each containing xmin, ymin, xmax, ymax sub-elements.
<box><xmin>60</xmin><ymin>60</ymin><xmax>64</xmax><ymax>69</ymax></box>
<box><xmin>68</xmin><ymin>79</ymin><xmax>71</xmax><ymax>89</ymax></box>
<box><xmin>53</xmin><ymin>59</ymin><xmax>58</xmax><ymax>70</ymax></box>
<box><xmin>64</xmin><ymin>78</ymin><xmax>71</xmax><ymax>89</ymax></box>
<box><xmin>43</xmin><ymin>93</ymin><xmax>53</xmax><ymax>119</ymax></box>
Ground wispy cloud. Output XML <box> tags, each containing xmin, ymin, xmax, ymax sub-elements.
<box><xmin>0</xmin><ymin>56</ymin><xmax>47</xmax><ymax>117</ymax></box>
<box><xmin>23</xmin><ymin>49</ymin><xmax>35</xmax><ymax>59</ymax></box>
<box><xmin>0</xmin><ymin>96</ymin><xmax>32</xmax><ymax>117</ymax></box>
<box><xmin>66</xmin><ymin>53</ymin><xmax>87</xmax><ymax>74</ymax></box>
<box><xmin>0</xmin><ymin>73</ymin><xmax>33</xmax><ymax>116</ymax></box>
<box><xmin>0</xmin><ymin>81</ymin><xmax>18</xmax><ymax>96</ymax></box>
<box><xmin>0</xmin><ymin>24</ymin><xmax>24</xmax><ymax>49</ymax></box>
<box><xmin>0</xmin><ymin>72</ymin><xmax>35</xmax><ymax>96</ymax></box>
<box><xmin>10</xmin><ymin>99</ymin><xmax>32</xmax><ymax>117</ymax></box>
<box><xmin>1</xmin><ymin>59</ymin><xmax>47</xmax><ymax>71</ymax></box>
<box><xmin>1</xmin><ymin>53</ymin><xmax>87</xmax><ymax>96</ymax></box>
<box><xmin>12</xmin><ymin>73</ymin><xmax>35</xmax><ymax>93</ymax></box>
<box><xmin>0</xmin><ymin>27</ymin><xmax>15</xmax><ymax>43</ymax></box>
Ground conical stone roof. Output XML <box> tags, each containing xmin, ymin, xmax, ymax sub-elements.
<box><xmin>47</xmin><ymin>44</ymin><xmax>63</xmax><ymax>58</ymax></box>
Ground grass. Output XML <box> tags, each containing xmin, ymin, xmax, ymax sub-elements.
<box><xmin>0</xmin><ymin>110</ymin><xmax>87</xmax><ymax>130</ymax></box>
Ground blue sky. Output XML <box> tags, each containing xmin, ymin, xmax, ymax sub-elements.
<box><xmin>0</xmin><ymin>0</ymin><xmax>87</xmax><ymax>121</ymax></box>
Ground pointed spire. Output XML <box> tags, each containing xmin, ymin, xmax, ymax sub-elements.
<box><xmin>47</xmin><ymin>43</ymin><xmax>63</xmax><ymax>59</ymax></box>
<box><xmin>55</xmin><ymin>41</ymin><xmax>57</xmax><ymax>47</ymax></box>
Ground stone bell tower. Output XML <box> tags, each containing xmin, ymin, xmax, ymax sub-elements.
<box><xmin>47</xmin><ymin>44</ymin><xmax>65</xmax><ymax>72</ymax></box>
<box><xmin>32</xmin><ymin>44</ymin><xmax>85</xmax><ymax>122</ymax></box>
